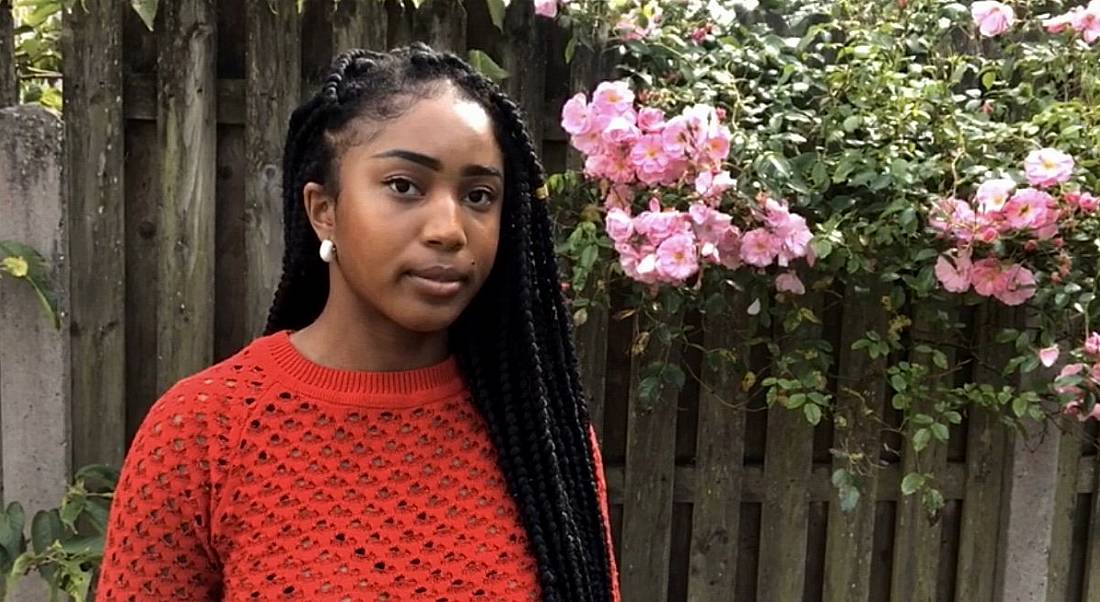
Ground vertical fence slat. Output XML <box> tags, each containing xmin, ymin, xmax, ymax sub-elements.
<box><xmin>757</xmin><ymin>293</ymin><xmax>822</xmax><ymax>599</ymax></box>
<box><xmin>0</xmin><ymin>106</ymin><xmax>69</xmax><ymax>602</ymax></box>
<box><xmin>1084</xmin><ymin>451</ymin><xmax>1100</xmax><ymax>601</ymax></box>
<box><xmin>499</xmin><ymin>0</ymin><xmax>546</xmax><ymax>152</ymax></box>
<box><xmin>686</xmin><ymin>295</ymin><xmax>751</xmax><ymax>598</ymax></box>
<box><xmin>333</xmin><ymin>0</ymin><xmax>388</xmax><ymax>52</ymax></box>
<box><xmin>155</xmin><ymin>0</ymin><xmax>217</xmax><ymax>394</ymax></box>
<box><xmin>244</xmin><ymin>0</ymin><xmax>299</xmax><ymax>341</ymax></box>
<box><xmin>620</xmin><ymin>312</ymin><xmax>684</xmax><ymax>602</ymax></box>
<box><xmin>890</xmin><ymin>302</ymin><xmax>952</xmax><ymax>602</ymax></box>
<box><xmin>64</xmin><ymin>1</ymin><xmax>127</xmax><ymax>470</ymax></box>
<box><xmin>1045</xmin><ymin>418</ymin><xmax>1088</xmax><ymax>601</ymax></box>
<box><xmin>566</xmin><ymin>37</ymin><xmax>609</xmax><ymax>436</ymax></box>
<box><xmin>824</xmin><ymin>282</ymin><xmax>889</xmax><ymax>602</ymax></box>
<box><xmin>0</xmin><ymin>0</ymin><xmax>14</xmax><ymax>107</ymax></box>
<box><xmin>412</xmin><ymin>0</ymin><xmax>465</xmax><ymax>53</ymax></box>
<box><xmin>956</xmin><ymin>303</ymin><xmax>1019</xmax><ymax>602</ymax></box>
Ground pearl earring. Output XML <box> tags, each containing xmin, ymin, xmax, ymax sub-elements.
<box><xmin>319</xmin><ymin>239</ymin><xmax>336</xmax><ymax>263</ymax></box>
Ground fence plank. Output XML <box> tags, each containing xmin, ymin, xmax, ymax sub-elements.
<box><xmin>955</xmin><ymin>303</ymin><xmax>1020</xmax><ymax>602</ymax></box>
<box><xmin>412</xmin><ymin>0</ymin><xmax>465</xmax><ymax>53</ymax></box>
<box><xmin>155</xmin><ymin>0</ymin><xmax>218</xmax><ymax>394</ymax></box>
<box><xmin>62</xmin><ymin>0</ymin><xmax>127</xmax><ymax>470</ymax></box>
<box><xmin>686</xmin><ymin>294</ymin><xmax>752</xmax><ymax>599</ymax></box>
<box><xmin>1084</xmin><ymin>450</ymin><xmax>1100</xmax><ymax>602</ymax></box>
<box><xmin>243</xmin><ymin>1</ymin><xmax>299</xmax><ymax>341</ymax></box>
<box><xmin>499</xmin><ymin>0</ymin><xmax>546</xmax><ymax>152</ymax></box>
<box><xmin>824</xmin><ymin>282</ymin><xmax>889</xmax><ymax>602</ymax></box>
<box><xmin>757</xmin><ymin>293</ymin><xmax>822</xmax><ymax>599</ymax></box>
<box><xmin>0</xmin><ymin>0</ymin><xmax>13</xmax><ymax>107</ymax></box>
<box><xmin>333</xmin><ymin>0</ymin><xmax>388</xmax><ymax>52</ymax></box>
<box><xmin>890</xmin><ymin>302</ymin><xmax>953</xmax><ymax>602</ymax></box>
<box><xmin>620</xmin><ymin>311</ymin><xmax>684</xmax><ymax>602</ymax></box>
<box><xmin>1045</xmin><ymin>418</ymin><xmax>1088</xmax><ymax>601</ymax></box>
<box><xmin>0</xmin><ymin>105</ymin><xmax>69</xmax><ymax>602</ymax></box>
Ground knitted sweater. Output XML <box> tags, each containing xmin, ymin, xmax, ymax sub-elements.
<box><xmin>97</xmin><ymin>331</ymin><xmax>620</xmax><ymax>601</ymax></box>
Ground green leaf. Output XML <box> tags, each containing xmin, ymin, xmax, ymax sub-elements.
<box><xmin>32</xmin><ymin>510</ymin><xmax>63</xmax><ymax>555</ymax></box>
<box><xmin>466</xmin><ymin>49</ymin><xmax>509</xmax><ymax>82</ymax></box>
<box><xmin>564</xmin><ymin>33</ymin><xmax>578</xmax><ymax>64</ymax></box>
<box><xmin>931</xmin><ymin>423</ymin><xmax>949</xmax><ymax>442</ymax></box>
<box><xmin>1012</xmin><ymin>396</ymin><xmax>1030</xmax><ymax>418</ymax></box>
<box><xmin>485</xmin><ymin>0</ymin><xmax>509</xmax><ymax>31</ymax></box>
<box><xmin>0</xmin><ymin>241</ymin><xmax>60</xmax><ymax>329</ymax></box>
<box><xmin>901</xmin><ymin>472</ymin><xmax>925</xmax><ymax>496</ymax></box>
<box><xmin>803</xmin><ymin>403</ymin><xmax>822</xmax><ymax>425</ymax></box>
<box><xmin>130</xmin><ymin>0</ymin><xmax>158</xmax><ymax>31</ymax></box>
<box><xmin>913</xmin><ymin>428</ymin><xmax>931</xmax><ymax>452</ymax></box>
<box><xmin>839</xmin><ymin>483</ymin><xmax>860</xmax><ymax>512</ymax></box>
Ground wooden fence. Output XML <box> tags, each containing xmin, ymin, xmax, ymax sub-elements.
<box><xmin>1</xmin><ymin>0</ymin><xmax>1100</xmax><ymax>600</ymax></box>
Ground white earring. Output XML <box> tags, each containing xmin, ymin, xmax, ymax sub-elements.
<box><xmin>319</xmin><ymin>239</ymin><xmax>336</xmax><ymax>263</ymax></box>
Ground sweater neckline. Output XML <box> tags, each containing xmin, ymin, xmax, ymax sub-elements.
<box><xmin>259</xmin><ymin>330</ymin><xmax>467</xmax><ymax>408</ymax></box>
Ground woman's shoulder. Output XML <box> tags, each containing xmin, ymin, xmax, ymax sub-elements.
<box><xmin>138</xmin><ymin>332</ymin><xmax>285</xmax><ymax>435</ymax></box>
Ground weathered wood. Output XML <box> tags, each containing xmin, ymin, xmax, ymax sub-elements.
<box><xmin>333</xmin><ymin>0</ymin><xmax>388</xmax><ymax>52</ymax></box>
<box><xmin>62</xmin><ymin>0</ymin><xmax>127</xmax><ymax>470</ymax></box>
<box><xmin>0</xmin><ymin>0</ymin><xmax>14</xmax><ymax>107</ymax></box>
<box><xmin>955</xmin><ymin>303</ymin><xmax>1020</xmax><ymax>602</ymax></box>
<box><xmin>890</xmin><ymin>302</ymin><xmax>953</xmax><ymax>602</ymax></box>
<box><xmin>605</xmin><ymin>459</ymin><xmax>971</xmax><ymax>505</ymax></box>
<box><xmin>574</xmin><ymin>304</ymin><xmax>609</xmax><ymax>437</ymax></box>
<box><xmin>124</xmin><ymin>76</ymin><xmax>245</xmax><ymax>124</ymax></box>
<box><xmin>0</xmin><ymin>105</ymin><xmax>69</xmax><ymax>602</ymax></box>
<box><xmin>1045</xmin><ymin>418</ymin><xmax>1088</xmax><ymax>601</ymax></box>
<box><xmin>499</xmin><ymin>0</ymin><xmax>546</xmax><ymax>152</ymax></box>
<box><xmin>757</xmin><ymin>293</ymin><xmax>822</xmax><ymax>599</ymax></box>
<box><xmin>244</xmin><ymin>0</ymin><xmax>299</xmax><ymax>342</ymax></box>
<box><xmin>1085</xmin><ymin>450</ymin><xmax>1100</xmax><ymax>602</ymax></box>
<box><xmin>824</xmin><ymin>282</ymin><xmax>889</xmax><ymax>602</ymax></box>
<box><xmin>155</xmin><ymin>0</ymin><xmax>217</xmax><ymax>394</ymax></box>
<box><xmin>385</xmin><ymin>0</ymin><xmax>414</xmax><ymax>49</ymax></box>
<box><xmin>686</xmin><ymin>294</ymin><xmax>751</xmax><ymax>599</ymax></box>
<box><xmin>411</xmin><ymin>0</ymin><xmax>465</xmax><ymax>53</ymax></box>
<box><xmin>619</xmin><ymin>311</ymin><xmax>684</xmax><ymax>602</ymax></box>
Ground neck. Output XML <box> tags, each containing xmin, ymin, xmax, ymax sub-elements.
<box><xmin>290</xmin><ymin>279</ymin><xmax>449</xmax><ymax>373</ymax></box>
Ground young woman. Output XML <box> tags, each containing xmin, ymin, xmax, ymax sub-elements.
<box><xmin>97</xmin><ymin>45</ymin><xmax>619</xmax><ymax>601</ymax></box>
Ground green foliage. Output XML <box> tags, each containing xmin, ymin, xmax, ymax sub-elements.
<box><xmin>0</xmin><ymin>241</ymin><xmax>60</xmax><ymax>329</ymax></box>
<box><xmin>551</xmin><ymin>0</ymin><xmax>1100</xmax><ymax>514</ymax></box>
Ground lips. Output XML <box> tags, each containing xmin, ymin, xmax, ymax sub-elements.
<box><xmin>406</xmin><ymin>265</ymin><xmax>469</xmax><ymax>297</ymax></box>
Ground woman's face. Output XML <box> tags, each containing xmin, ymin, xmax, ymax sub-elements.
<box><xmin>305</xmin><ymin>83</ymin><xmax>505</xmax><ymax>334</ymax></box>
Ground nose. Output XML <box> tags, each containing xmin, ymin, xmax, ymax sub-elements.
<box><xmin>421</xmin><ymin>193</ymin><xmax>467</xmax><ymax>251</ymax></box>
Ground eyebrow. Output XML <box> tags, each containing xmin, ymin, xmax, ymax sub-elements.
<box><xmin>371</xmin><ymin>149</ymin><xmax>503</xmax><ymax>179</ymax></box>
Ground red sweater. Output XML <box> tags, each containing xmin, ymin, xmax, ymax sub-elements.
<box><xmin>98</xmin><ymin>331</ymin><xmax>620</xmax><ymax>601</ymax></box>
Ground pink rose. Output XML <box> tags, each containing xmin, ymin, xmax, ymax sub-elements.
<box><xmin>993</xmin><ymin>263</ymin><xmax>1035</xmax><ymax>306</ymax></box>
<box><xmin>592</xmin><ymin>81</ymin><xmax>635</xmax><ymax>116</ymax></box>
<box><xmin>534</xmin><ymin>0</ymin><xmax>558</xmax><ymax>19</ymax></box>
<box><xmin>694</xmin><ymin>170</ymin><xmax>735</xmax><ymax>199</ymax></box>
<box><xmin>561</xmin><ymin>93</ymin><xmax>590</xmax><ymax>135</ymax></box>
<box><xmin>971</xmin><ymin>1</ymin><xmax>1016</xmax><ymax>37</ymax></box>
<box><xmin>1002</xmin><ymin>188</ymin><xmax>1055</xmax><ymax>230</ymax></box>
<box><xmin>974</xmin><ymin>178</ymin><xmax>1016</xmax><ymax>214</ymax></box>
<box><xmin>1069</xmin><ymin>3</ymin><xmax>1100</xmax><ymax>44</ymax></box>
<box><xmin>637</xmin><ymin>107</ymin><xmax>666</xmax><ymax>132</ymax></box>
<box><xmin>1024</xmin><ymin>148</ymin><xmax>1075</xmax><ymax>188</ymax></box>
<box><xmin>740</xmin><ymin>228</ymin><xmax>780</xmax><ymax>267</ymax></box>
<box><xmin>1085</xmin><ymin>332</ymin><xmax>1100</xmax><ymax>356</ymax></box>
<box><xmin>605</xmin><ymin>207</ymin><xmax>634</xmax><ymax>243</ymax></box>
<box><xmin>656</xmin><ymin>233</ymin><xmax>699</xmax><ymax>283</ymax></box>
<box><xmin>935</xmin><ymin>251</ymin><xmax>973</xmax><ymax>293</ymax></box>
<box><xmin>716</xmin><ymin>227</ymin><xmax>742</xmax><ymax>269</ymax></box>
<box><xmin>1039</xmin><ymin>345</ymin><xmax>1060</xmax><ymax>368</ymax></box>
<box><xmin>775</xmin><ymin>272</ymin><xmax>806</xmax><ymax>295</ymax></box>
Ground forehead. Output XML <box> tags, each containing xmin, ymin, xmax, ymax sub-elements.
<box><xmin>342</xmin><ymin>86</ymin><xmax>503</xmax><ymax>170</ymax></box>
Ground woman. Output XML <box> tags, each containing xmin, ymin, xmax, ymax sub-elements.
<box><xmin>97</xmin><ymin>44</ymin><xmax>620</xmax><ymax>601</ymax></box>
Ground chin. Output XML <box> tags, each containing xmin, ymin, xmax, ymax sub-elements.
<box><xmin>393</xmin><ymin>307</ymin><xmax>465</xmax><ymax>334</ymax></box>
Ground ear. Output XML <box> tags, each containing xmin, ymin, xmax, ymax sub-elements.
<box><xmin>303</xmin><ymin>182</ymin><xmax>337</xmax><ymax>242</ymax></box>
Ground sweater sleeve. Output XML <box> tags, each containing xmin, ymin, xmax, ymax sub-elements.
<box><xmin>97</xmin><ymin>380</ymin><xmax>223</xmax><ymax>601</ymax></box>
<box><xmin>588</xmin><ymin>425</ymin><xmax>621</xmax><ymax>602</ymax></box>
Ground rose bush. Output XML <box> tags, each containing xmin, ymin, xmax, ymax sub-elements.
<box><xmin>542</xmin><ymin>0</ymin><xmax>1100</xmax><ymax>513</ymax></box>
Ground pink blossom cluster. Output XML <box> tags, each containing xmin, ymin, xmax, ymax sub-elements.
<box><xmin>562</xmin><ymin>81</ymin><xmax>735</xmax><ymax>196</ymax></box>
<box><xmin>605</xmin><ymin>196</ymin><xmax>812</xmax><ymax>290</ymax></box>
<box><xmin>1044</xmin><ymin>1</ymin><xmax>1100</xmax><ymax>44</ymax></box>
<box><xmin>1055</xmin><ymin>332</ymin><xmax>1100</xmax><ymax>421</ymax></box>
<box><xmin>931</xmin><ymin>149</ymin><xmax>1094</xmax><ymax>306</ymax></box>
<box><xmin>615</xmin><ymin>4</ymin><xmax>664</xmax><ymax>41</ymax></box>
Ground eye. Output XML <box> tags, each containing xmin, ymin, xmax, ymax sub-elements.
<box><xmin>466</xmin><ymin>188</ymin><xmax>497</xmax><ymax>207</ymax></box>
<box><xmin>384</xmin><ymin>177</ymin><xmax>422</xmax><ymax>197</ymax></box>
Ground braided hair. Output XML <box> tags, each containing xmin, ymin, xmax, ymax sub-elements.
<box><xmin>264</xmin><ymin>44</ymin><xmax>614</xmax><ymax>602</ymax></box>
